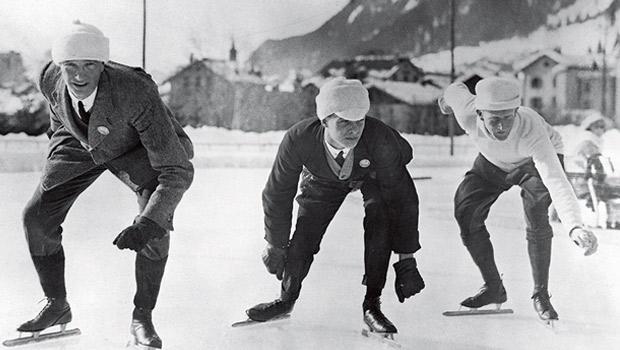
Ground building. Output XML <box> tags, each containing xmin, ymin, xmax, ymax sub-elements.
<box><xmin>164</xmin><ymin>43</ymin><xmax>317</xmax><ymax>132</ymax></box>
<box><xmin>318</xmin><ymin>55</ymin><xmax>424</xmax><ymax>82</ymax></box>
<box><xmin>515</xmin><ymin>49</ymin><xmax>616</xmax><ymax>124</ymax></box>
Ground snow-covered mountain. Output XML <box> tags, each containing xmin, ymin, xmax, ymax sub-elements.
<box><xmin>249</xmin><ymin>0</ymin><xmax>620</xmax><ymax>77</ymax></box>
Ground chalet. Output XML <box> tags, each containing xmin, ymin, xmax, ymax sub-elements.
<box><xmin>318</xmin><ymin>55</ymin><xmax>424</xmax><ymax>83</ymax></box>
<box><xmin>514</xmin><ymin>49</ymin><xmax>617</xmax><ymax>124</ymax></box>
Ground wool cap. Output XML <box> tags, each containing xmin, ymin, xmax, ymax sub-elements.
<box><xmin>474</xmin><ymin>77</ymin><xmax>521</xmax><ymax>111</ymax></box>
<box><xmin>316</xmin><ymin>78</ymin><xmax>369</xmax><ymax>121</ymax></box>
<box><xmin>580</xmin><ymin>111</ymin><xmax>606</xmax><ymax>131</ymax></box>
<box><xmin>52</xmin><ymin>20</ymin><xmax>110</xmax><ymax>64</ymax></box>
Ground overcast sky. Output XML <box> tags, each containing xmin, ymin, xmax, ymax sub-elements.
<box><xmin>2</xmin><ymin>0</ymin><xmax>348</xmax><ymax>77</ymax></box>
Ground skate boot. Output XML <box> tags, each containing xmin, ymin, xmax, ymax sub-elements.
<box><xmin>532</xmin><ymin>290</ymin><xmax>558</xmax><ymax>324</ymax></box>
<box><xmin>129</xmin><ymin>307</ymin><xmax>162</xmax><ymax>350</ymax></box>
<box><xmin>17</xmin><ymin>297</ymin><xmax>72</xmax><ymax>332</ymax></box>
<box><xmin>362</xmin><ymin>297</ymin><xmax>397</xmax><ymax>334</ymax></box>
<box><xmin>246</xmin><ymin>299</ymin><xmax>295</xmax><ymax>322</ymax></box>
<box><xmin>460</xmin><ymin>283</ymin><xmax>507</xmax><ymax>309</ymax></box>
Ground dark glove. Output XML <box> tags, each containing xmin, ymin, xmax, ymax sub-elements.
<box><xmin>113</xmin><ymin>216</ymin><xmax>167</xmax><ymax>252</ymax></box>
<box><xmin>261</xmin><ymin>243</ymin><xmax>287</xmax><ymax>280</ymax></box>
<box><xmin>393</xmin><ymin>258</ymin><xmax>425</xmax><ymax>303</ymax></box>
<box><xmin>505</xmin><ymin>161</ymin><xmax>538</xmax><ymax>186</ymax></box>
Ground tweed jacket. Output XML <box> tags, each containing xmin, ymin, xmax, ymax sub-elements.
<box><xmin>262</xmin><ymin>116</ymin><xmax>420</xmax><ymax>252</ymax></box>
<box><xmin>38</xmin><ymin>61</ymin><xmax>194</xmax><ymax>230</ymax></box>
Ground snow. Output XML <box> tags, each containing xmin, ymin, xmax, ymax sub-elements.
<box><xmin>403</xmin><ymin>0</ymin><xmax>420</xmax><ymax>13</ymax></box>
<box><xmin>348</xmin><ymin>5</ymin><xmax>364</xmax><ymax>24</ymax></box>
<box><xmin>0</xmin><ymin>89</ymin><xmax>25</xmax><ymax>114</ymax></box>
<box><xmin>547</xmin><ymin>0</ymin><xmax>615</xmax><ymax>27</ymax></box>
<box><xmin>1</xmin><ymin>165</ymin><xmax>619</xmax><ymax>349</ymax></box>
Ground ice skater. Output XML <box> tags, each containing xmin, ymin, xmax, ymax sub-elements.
<box><xmin>8</xmin><ymin>21</ymin><xmax>194</xmax><ymax>349</ymax></box>
<box><xmin>243</xmin><ymin>78</ymin><xmax>425</xmax><ymax>338</ymax></box>
<box><xmin>439</xmin><ymin>77</ymin><xmax>598</xmax><ymax>324</ymax></box>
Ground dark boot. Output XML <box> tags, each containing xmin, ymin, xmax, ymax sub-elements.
<box><xmin>18</xmin><ymin>298</ymin><xmax>71</xmax><ymax>332</ymax></box>
<box><xmin>527</xmin><ymin>237</ymin><xmax>552</xmax><ymax>297</ymax></box>
<box><xmin>131</xmin><ymin>255</ymin><xmax>167</xmax><ymax>349</ymax></box>
<box><xmin>130</xmin><ymin>307</ymin><xmax>162</xmax><ymax>349</ymax></box>
<box><xmin>246</xmin><ymin>299</ymin><xmax>295</xmax><ymax>322</ymax></box>
<box><xmin>363</xmin><ymin>297</ymin><xmax>397</xmax><ymax>334</ymax></box>
<box><xmin>532</xmin><ymin>289</ymin><xmax>558</xmax><ymax>321</ymax></box>
<box><xmin>461</xmin><ymin>282</ymin><xmax>507</xmax><ymax>309</ymax></box>
<box><xmin>19</xmin><ymin>249</ymin><xmax>70</xmax><ymax>332</ymax></box>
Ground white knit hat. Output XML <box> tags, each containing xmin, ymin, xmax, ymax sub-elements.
<box><xmin>580</xmin><ymin>111</ymin><xmax>606</xmax><ymax>131</ymax></box>
<box><xmin>474</xmin><ymin>77</ymin><xmax>521</xmax><ymax>111</ymax></box>
<box><xmin>315</xmin><ymin>78</ymin><xmax>369</xmax><ymax>121</ymax></box>
<box><xmin>52</xmin><ymin>20</ymin><xmax>110</xmax><ymax>64</ymax></box>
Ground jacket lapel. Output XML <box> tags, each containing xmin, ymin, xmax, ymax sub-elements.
<box><xmin>55</xmin><ymin>79</ymin><xmax>89</xmax><ymax>145</ymax></box>
<box><xmin>87</xmin><ymin>70</ymin><xmax>114</xmax><ymax>149</ymax></box>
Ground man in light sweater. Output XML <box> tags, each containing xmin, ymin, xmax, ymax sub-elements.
<box><xmin>439</xmin><ymin>77</ymin><xmax>597</xmax><ymax>323</ymax></box>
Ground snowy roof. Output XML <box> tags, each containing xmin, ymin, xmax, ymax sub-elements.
<box><xmin>366</xmin><ymin>79</ymin><xmax>442</xmax><ymax>105</ymax></box>
<box><xmin>513</xmin><ymin>49</ymin><xmax>596</xmax><ymax>72</ymax></box>
<box><xmin>164</xmin><ymin>58</ymin><xmax>265</xmax><ymax>85</ymax></box>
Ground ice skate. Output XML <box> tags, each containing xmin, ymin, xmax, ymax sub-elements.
<box><xmin>232</xmin><ymin>299</ymin><xmax>294</xmax><ymax>327</ymax></box>
<box><xmin>127</xmin><ymin>307</ymin><xmax>162</xmax><ymax>350</ymax></box>
<box><xmin>361</xmin><ymin>297</ymin><xmax>400</xmax><ymax>348</ymax></box>
<box><xmin>3</xmin><ymin>298</ymin><xmax>81</xmax><ymax>347</ymax></box>
<box><xmin>443</xmin><ymin>283</ymin><xmax>513</xmax><ymax>316</ymax></box>
<box><xmin>532</xmin><ymin>290</ymin><xmax>558</xmax><ymax>328</ymax></box>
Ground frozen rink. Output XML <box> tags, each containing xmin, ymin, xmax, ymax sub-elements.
<box><xmin>1</xmin><ymin>166</ymin><xmax>619</xmax><ymax>350</ymax></box>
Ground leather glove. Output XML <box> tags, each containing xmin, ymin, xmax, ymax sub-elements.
<box><xmin>113</xmin><ymin>216</ymin><xmax>167</xmax><ymax>252</ymax></box>
<box><xmin>261</xmin><ymin>243</ymin><xmax>287</xmax><ymax>280</ymax></box>
<box><xmin>569</xmin><ymin>227</ymin><xmax>598</xmax><ymax>256</ymax></box>
<box><xmin>505</xmin><ymin>160</ymin><xmax>538</xmax><ymax>186</ymax></box>
<box><xmin>393</xmin><ymin>258</ymin><xmax>425</xmax><ymax>303</ymax></box>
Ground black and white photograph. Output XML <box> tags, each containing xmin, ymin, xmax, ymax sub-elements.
<box><xmin>1</xmin><ymin>0</ymin><xmax>619</xmax><ymax>349</ymax></box>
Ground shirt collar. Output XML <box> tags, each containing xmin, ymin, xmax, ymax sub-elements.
<box><xmin>68</xmin><ymin>87</ymin><xmax>98</xmax><ymax>113</ymax></box>
<box><xmin>323</xmin><ymin>134</ymin><xmax>350</xmax><ymax>158</ymax></box>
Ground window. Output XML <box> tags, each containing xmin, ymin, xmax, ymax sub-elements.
<box><xmin>551</xmin><ymin>96</ymin><xmax>557</xmax><ymax>107</ymax></box>
<box><xmin>531</xmin><ymin>77</ymin><xmax>542</xmax><ymax>88</ymax></box>
<box><xmin>530</xmin><ymin>97</ymin><xmax>543</xmax><ymax>110</ymax></box>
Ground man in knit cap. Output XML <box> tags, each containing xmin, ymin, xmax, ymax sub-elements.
<box><xmin>439</xmin><ymin>77</ymin><xmax>597</xmax><ymax>324</ymax></box>
<box><xmin>13</xmin><ymin>21</ymin><xmax>193</xmax><ymax>349</ymax></box>
<box><xmin>243</xmin><ymin>78</ymin><xmax>425</xmax><ymax>337</ymax></box>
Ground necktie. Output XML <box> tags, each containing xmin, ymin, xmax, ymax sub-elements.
<box><xmin>335</xmin><ymin>151</ymin><xmax>345</xmax><ymax>167</ymax></box>
<box><xmin>77</xmin><ymin>101</ymin><xmax>90</xmax><ymax>124</ymax></box>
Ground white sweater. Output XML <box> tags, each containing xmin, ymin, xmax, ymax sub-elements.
<box><xmin>444</xmin><ymin>82</ymin><xmax>583</xmax><ymax>232</ymax></box>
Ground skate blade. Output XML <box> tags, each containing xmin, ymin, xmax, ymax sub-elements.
<box><xmin>539</xmin><ymin>317</ymin><xmax>558</xmax><ymax>330</ymax></box>
<box><xmin>231</xmin><ymin>314</ymin><xmax>291</xmax><ymax>328</ymax></box>
<box><xmin>126</xmin><ymin>338</ymin><xmax>161</xmax><ymax>350</ymax></box>
<box><xmin>3</xmin><ymin>327</ymin><xmax>80</xmax><ymax>347</ymax></box>
<box><xmin>443</xmin><ymin>304</ymin><xmax>514</xmax><ymax>316</ymax></box>
<box><xmin>361</xmin><ymin>329</ymin><xmax>401</xmax><ymax>348</ymax></box>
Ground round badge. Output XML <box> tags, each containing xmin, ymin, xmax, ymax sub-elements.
<box><xmin>359</xmin><ymin>159</ymin><xmax>370</xmax><ymax>168</ymax></box>
<box><xmin>97</xmin><ymin>126</ymin><xmax>110</xmax><ymax>135</ymax></box>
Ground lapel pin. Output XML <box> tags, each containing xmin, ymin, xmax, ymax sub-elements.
<box><xmin>359</xmin><ymin>159</ymin><xmax>370</xmax><ymax>168</ymax></box>
<box><xmin>96</xmin><ymin>126</ymin><xmax>110</xmax><ymax>135</ymax></box>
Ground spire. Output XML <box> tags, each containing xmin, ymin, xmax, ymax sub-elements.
<box><xmin>229</xmin><ymin>37</ymin><xmax>237</xmax><ymax>62</ymax></box>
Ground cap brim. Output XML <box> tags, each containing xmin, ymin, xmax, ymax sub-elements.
<box><xmin>334</xmin><ymin>108</ymin><xmax>367</xmax><ymax>121</ymax></box>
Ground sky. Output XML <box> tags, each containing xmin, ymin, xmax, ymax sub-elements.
<box><xmin>2</xmin><ymin>0</ymin><xmax>348</xmax><ymax>79</ymax></box>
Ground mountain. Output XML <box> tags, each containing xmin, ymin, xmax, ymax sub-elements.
<box><xmin>249</xmin><ymin>0</ymin><xmax>619</xmax><ymax>77</ymax></box>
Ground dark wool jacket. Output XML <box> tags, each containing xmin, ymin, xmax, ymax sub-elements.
<box><xmin>262</xmin><ymin>116</ymin><xmax>420</xmax><ymax>253</ymax></box>
<box><xmin>38</xmin><ymin>61</ymin><xmax>194</xmax><ymax>230</ymax></box>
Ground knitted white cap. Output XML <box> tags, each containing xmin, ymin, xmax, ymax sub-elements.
<box><xmin>580</xmin><ymin>111</ymin><xmax>605</xmax><ymax>130</ymax></box>
<box><xmin>52</xmin><ymin>20</ymin><xmax>110</xmax><ymax>64</ymax></box>
<box><xmin>474</xmin><ymin>77</ymin><xmax>521</xmax><ymax>111</ymax></box>
<box><xmin>316</xmin><ymin>78</ymin><xmax>369</xmax><ymax>121</ymax></box>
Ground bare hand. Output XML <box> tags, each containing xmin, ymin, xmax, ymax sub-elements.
<box><xmin>570</xmin><ymin>227</ymin><xmax>598</xmax><ymax>256</ymax></box>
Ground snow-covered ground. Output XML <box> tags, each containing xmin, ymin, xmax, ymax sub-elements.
<box><xmin>0</xmin><ymin>166</ymin><xmax>619</xmax><ymax>350</ymax></box>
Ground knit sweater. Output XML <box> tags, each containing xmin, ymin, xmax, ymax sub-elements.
<box><xmin>444</xmin><ymin>82</ymin><xmax>583</xmax><ymax>232</ymax></box>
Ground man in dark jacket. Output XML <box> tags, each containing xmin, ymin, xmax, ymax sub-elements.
<box><xmin>16</xmin><ymin>21</ymin><xmax>193</xmax><ymax>349</ymax></box>
<box><xmin>245</xmin><ymin>78</ymin><xmax>424</xmax><ymax>335</ymax></box>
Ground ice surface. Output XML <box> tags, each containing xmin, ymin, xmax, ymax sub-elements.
<box><xmin>1</xmin><ymin>167</ymin><xmax>619</xmax><ymax>349</ymax></box>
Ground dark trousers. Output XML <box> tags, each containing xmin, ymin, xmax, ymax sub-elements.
<box><xmin>280</xmin><ymin>177</ymin><xmax>392</xmax><ymax>301</ymax></box>
<box><xmin>454</xmin><ymin>154</ymin><xmax>554</xmax><ymax>293</ymax></box>
<box><xmin>22</xmin><ymin>166</ymin><xmax>169</xmax><ymax>310</ymax></box>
